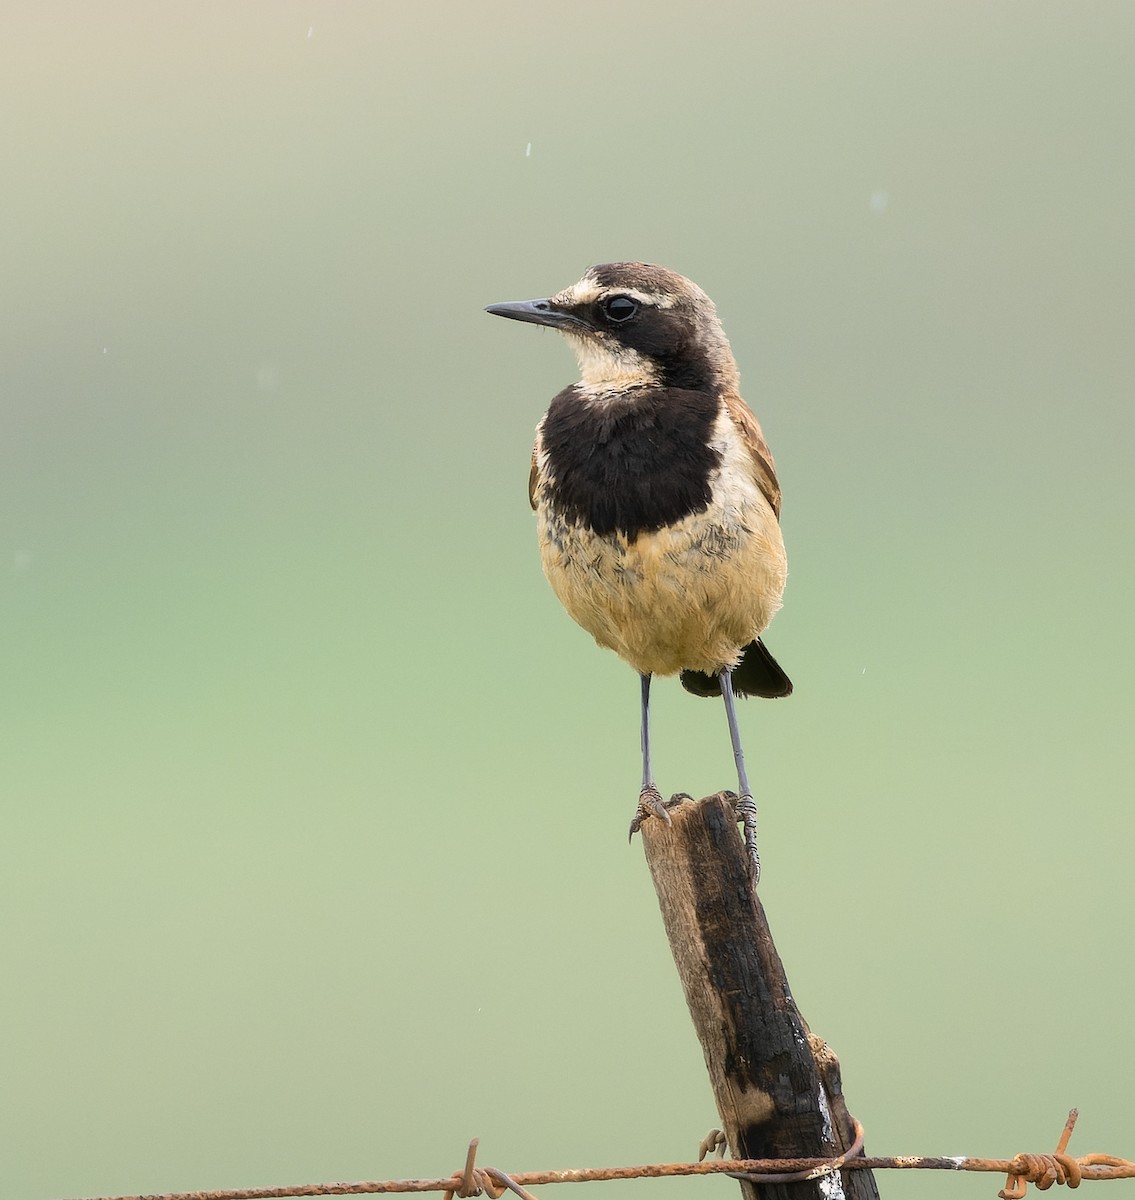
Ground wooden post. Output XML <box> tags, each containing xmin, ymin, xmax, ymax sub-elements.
<box><xmin>641</xmin><ymin>792</ymin><xmax>879</xmax><ymax>1200</ymax></box>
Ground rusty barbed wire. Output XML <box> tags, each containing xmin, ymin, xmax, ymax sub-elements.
<box><xmin>723</xmin><ymin>1118</ymin><xmax>866</xmax><ymax>1186</ymax></box>
<box><xmin>443</xmin><ymin>1139</ymin><xmax>539</xmax><ymax>1200</ymax></box>
<box><xmin>61</xmin><ymin>1110</ymin><xmax>1135</xmax><ymax>1200</ymax></box>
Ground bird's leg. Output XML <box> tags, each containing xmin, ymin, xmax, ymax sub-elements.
<box><xmin>720</xmin><ymin>668</ymin><xmax>760</xmax><ymax>884</ymax></box>
<box><xmin>629</xmin><ymin>672</ymin><xmax>671</xmax><ymax>838</ymax></box>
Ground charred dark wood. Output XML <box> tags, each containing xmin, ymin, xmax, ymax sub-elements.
<box><xmin>641</xmin><ymin>792</ymin><xmax>879</xmax><ymax>1200</ymax></box>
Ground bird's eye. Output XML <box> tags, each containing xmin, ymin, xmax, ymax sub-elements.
<box><xmin>603</xmin><ymin>295</ymin><xmax>638</xmax><ymax>323</ymax></box>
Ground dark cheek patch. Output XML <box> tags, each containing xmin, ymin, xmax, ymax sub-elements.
<box><xmin>541</xmin><ymin>386</ymin><xmax>722</xmax><ymax>540</ymax></box>
<box><xmin>616</xmin><ymin>313</ymin><xmax>713</xmax><ymax>392</ymax></box>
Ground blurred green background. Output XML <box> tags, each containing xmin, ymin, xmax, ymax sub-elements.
<box><xmin>2</xmin><ymin>3</ymin><xmax>1133</xmax><ymax>1198</ymax></box>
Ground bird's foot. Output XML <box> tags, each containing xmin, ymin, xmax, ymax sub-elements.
<box><xmin>628</xmin><ymin>786</ymin><xmax>687</xmax><ymax>840</ymax></box>
<box><xmin>734</xmin><ymin>792</ymin><xmax>761</xmax><ymax>885</ymax></box>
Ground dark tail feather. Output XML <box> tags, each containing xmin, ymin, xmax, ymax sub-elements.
<box><xmin>680</xmin><ymin>638</ymin><xmax>793</xmax><ymax>699</ymax></box>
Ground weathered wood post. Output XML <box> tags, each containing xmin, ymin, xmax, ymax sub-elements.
<box><xmin>641</xmin><ymin>792</ymin><xmax>879</xmax><ymax>1200</ymax></box>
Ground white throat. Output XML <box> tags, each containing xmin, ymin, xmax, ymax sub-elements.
<box><xmin>563</xmin><ymin>332</ymin><xmax>661</xmax><ymax>392</ymax></box>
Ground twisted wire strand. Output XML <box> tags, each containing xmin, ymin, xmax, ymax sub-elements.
<box><xmin>59</xmin><ymin>1112</ymin><xmax>1135</xmax><ymax>1200</ymax></box>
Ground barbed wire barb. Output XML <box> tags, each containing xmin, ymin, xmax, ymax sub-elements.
<box><xmin>1000</xmin><ymin>1109</ymin><xmax>1083</xmax><ymax>1200</ymax></box>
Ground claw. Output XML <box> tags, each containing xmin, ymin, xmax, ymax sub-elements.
<box><xmin>628</xmin><ymin>784</ymin><xmax>672</xmax><ymax>840</ymax></box>
<box><xmin>734</xmin><ymin>792</ymin><xmax>761</xmax><ymax>885</ymax></box>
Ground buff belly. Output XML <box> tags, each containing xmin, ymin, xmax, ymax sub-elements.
<box><xmin>537</xmin><ymin>494</ymin><xmax>786</xmax><ymax>678</ymax></box>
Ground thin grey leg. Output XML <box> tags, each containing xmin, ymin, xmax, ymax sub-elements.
<box><xmin>629</xmin><ymin>672</ymin><xmax>670</xmax><ymax>837</ymax></box>
<box><xmin>720</xmin><ymin>668</ymin><xmax>760</xmax><ymax>883</ymax></box>
<box><xmin>640</xmin><ymin>672</ymin><xmax>655</xmax><ymax>792</ymax></box>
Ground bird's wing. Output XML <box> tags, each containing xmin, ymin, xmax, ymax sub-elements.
<box><xmin>723</xmin><ymin>392</ymin><xmax>782</xmax><ymax>520</ymax></box>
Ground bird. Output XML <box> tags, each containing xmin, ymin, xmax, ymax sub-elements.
<box><xmin>485</xmin><ymin>262</ymin><xmax>790</xmax><ymax>881</ymax></box>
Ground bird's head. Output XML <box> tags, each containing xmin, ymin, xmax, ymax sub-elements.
<box><xmin>486</xmin><ymin>262</ymin><xmax>739</xmax><ymax>394</ymax></box>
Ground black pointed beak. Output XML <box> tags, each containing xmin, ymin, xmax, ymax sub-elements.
<box><xmin>484</xmin><ymin>298</ymin><xmax>586</xmax><ymax>331</ymax></box>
